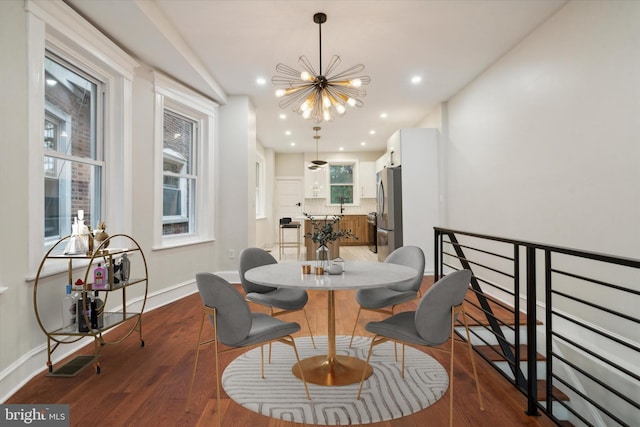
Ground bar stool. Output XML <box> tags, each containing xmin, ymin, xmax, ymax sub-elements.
<box><xmin>279</xmin><ymin>218</ymin><xmax>301</xmax><ymax>260</ymax></box>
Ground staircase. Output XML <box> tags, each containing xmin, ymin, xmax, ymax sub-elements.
<box><xmin>435</xmin><ymin>227</ymin><xmax>640</xmax><ymax>427</ymax></box>
<box><xmin>459</xmin><ymin>291</ymin><xmax>574</xmax><ymax>425</ymax></box>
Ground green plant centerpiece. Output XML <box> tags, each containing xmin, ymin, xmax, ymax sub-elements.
<box><xmin>303</xmin><ymin>213</ymin><xmax>357</xmax><ymax>267</ymax></box>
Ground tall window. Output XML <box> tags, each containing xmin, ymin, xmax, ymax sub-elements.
<box><xmin>154</xmin><ymin>72</ymin><xmax>216</xmax><ymax>248</ymax></box>
<box><xmin>329</xmin><ymin>163</ymin><xmax>354</xmax><ymax>204</ymax></box>
<box><xmin>27</xmin><ymin>1</ymin><xmax>135</xmax><ymax>278</ymax></box>
<box><xmin>44</xmin><ymin>54</ymin><xmax>103</xmax><ymax>243</ymax></box>
<box><xmin>162</xmin><ymin>110</ymin><xmax>196</xmax><ymax>235</ymax></box>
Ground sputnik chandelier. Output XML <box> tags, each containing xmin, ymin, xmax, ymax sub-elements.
<box><xmin>272</xmin><ymin>12</ymin><xmax>370</xmax><ymax>123</ymax></box>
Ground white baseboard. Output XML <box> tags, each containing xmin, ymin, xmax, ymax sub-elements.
<box><xmin>0</xmin><ymin>279</ymin><xmax>197</xmax><ymax>403</ymax></box>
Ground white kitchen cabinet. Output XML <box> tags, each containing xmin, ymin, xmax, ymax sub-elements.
<box><xmin>359</xmin><ymin>161</ymin><xmax>376</xmax><ymax>198</ymax></box>
<box><xmin>375</xmin><ymin>153</ymin><xmax>388</xmax><ymax>173</ymax></box>
<box><xmin>387</xmin><ymin>130</ymin><xmax>402</xmax><ymax>167</ymax></box>
<box><xmin>304</xmin><ymin>166</ymin><xmax>327</xmax><ymax>198</ymax></box>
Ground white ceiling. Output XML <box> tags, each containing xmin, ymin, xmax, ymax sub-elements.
<box><xmin>66</xmin><ymin>0</ymin><xmax>566</xmax><ymax>154</ymax></box>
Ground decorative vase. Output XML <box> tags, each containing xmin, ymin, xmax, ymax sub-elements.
<box><xmin>94</xmin><ymin>229</ymin><xmax>109</xmax><ymax>249</ymax></box>
<box><xmin>315</xmin><ymin>244</ymin><xmax>329</xmax><ymax>270</ymax></box>
<box><xmin>330</xmin><ymin>257</ymin><xmax>345</xmax><ymax>274</ymax></box>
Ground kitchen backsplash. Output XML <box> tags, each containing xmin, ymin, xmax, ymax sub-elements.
<box><xmin>303</xmin><ymin>198</ymin><xmax>376</xmax><ymax>215</ymax></box>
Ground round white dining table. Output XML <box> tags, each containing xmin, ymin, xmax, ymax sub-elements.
<box><xmin>245</xmin><ymin>260</ymin><xmax>418</xmax><ymax>386</ymax></box>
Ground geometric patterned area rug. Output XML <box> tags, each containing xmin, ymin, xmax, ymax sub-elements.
<box><xmin>222</xmin><ymin>335</ymin><xmax>448</xmax><ymax>425</ymax></box>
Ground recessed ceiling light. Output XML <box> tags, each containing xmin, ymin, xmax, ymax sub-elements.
<box><xmin>411</xmin><ymin>75</ymin><xmax>422</xmax><ymax>84</ymax></box>
<box><xmin>285</xmin><ymin>130</ymin><xmax>291</xmax><ymax>136</ymax></box>
<box><xmin>290</xmin><ymin>142</ymin><xmax>296</xmax><ymax>146</ymax></box>
<box><xmin>279</xmin><ymin>113</ymin><xmax>287</xmax><ymax>119</ymax></box>
<box><xmin>380</xmin><ymin>113</ymin><xmax>388</xmax><ymax>119</ymax></box>
<box><xmin>360</xmin><ymin>142</ymin><xmax>366</xmax><ymax>146</ymax></box>
<box><xmin>369</xmin><ymin>130</ymin><xmax>376</xmax><ymax>135</ymax></box>
<box><xmin>339</xmin><ymin>147</ymin><xmax>344</xmax><ymax>151</ymax></box>
<box><xmin>256</xmin><ymin>77</ymin><xmax>266</xmax><ymax>85</ymax></box>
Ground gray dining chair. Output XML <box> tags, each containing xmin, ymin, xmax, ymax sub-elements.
<box><xmin>349</xmin><ymin>245</ymin><xmax>425</xmax><ymax>346</ymax></box>
<box><xmin>239</xmin><ymin>247</ymin><xmax>316</xmax><ymax>349</ymax></box>
<box><xmin>356</xmin><ymin>269</ymin><xmax>484</xmax><ymax>427</ymax></box>
<box><xmin>186</xmin><ymin>273</ymin><xmax>310</xmax><ymax>427</ymax></box>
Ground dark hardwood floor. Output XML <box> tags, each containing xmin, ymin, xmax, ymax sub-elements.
<box><xmin>8</xmin><ymin>277</ymin><xmax>559</xmax><ymax>426</ymax></box>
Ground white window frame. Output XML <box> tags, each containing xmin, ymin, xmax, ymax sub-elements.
<box><xmin>43</xmin><ymin>107</ymin><xmax>73</xmax><ymax>241</ymax></box>
<box><xmin>256</xmin><ymin>154</ymin><xmax>266</xmax><ymax>219</ymax></box>
<box><xmin>43</xmin><ymin>55</ymin><xmax>104</xmax><ymax>245</ymax></box>
<box><xmin>328</xmin><ymin>161</ymin><xmax>357</xmax><ymax>206</ymax></box>
<box><xmin>162</xmin><ymin>144</ymin><xmax>190</xmax><ymax>224</ymax></box>
<box><xmin>26</xmin><ymin>0</ymin><xmax>137</xmax><ymax>279</ymax></box>
<box><xmin>153</xmin><ymin>72</ymin><xmax>216</xmax><ymax>249</ymax></box>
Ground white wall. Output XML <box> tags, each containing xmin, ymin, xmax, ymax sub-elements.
<box><xmin>217</xmin><ymin>96</ymin><xmax>256</xmax><ymax>270</ymax></box>
<box><xmin>399</xmin><ymin>129</ymin><xmax>440</xmax><ymax>274</ymax></box>
<box><xmin>275</xmin><ymin>153</ymin><xmax>305</xmax><ymax>176</ymax></box>
<box><xmin>0</xmin><ymin>0</ymin><xmax>32</xmax><ymax>399</ymax></box>
<box><xmin>438</xmin><ymin>0</ymin><xmax>640</xmax><ymax>260</ymax></box>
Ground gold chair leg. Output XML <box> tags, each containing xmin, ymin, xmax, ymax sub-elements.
<box><xmin>460</xmin><ymin>306</ymin><xmax>485</xmax><ymax>411</ymax></box>
<box><xmin>357</xmin><ymin>336</ymin><xmax>377</xmax><ymax>399</ymax></box>
<box><xmin>186</xmin><ymin>311</ymin><xmax>207</xmax><ymax>412</ymax></box>
<box><xmin>401</xmin><ymin>342</ymin><xmax>406</xmax><ymax>378</ymax></box>
<box><xmin>450</xmin><ymin>309</ymin><xmax>455</xmax><ymax>427</ymax></box>
<box><xmin>214</xmin><ymin>324</ymin><xmax>222</xmax><ymax>427</ymax></box>
<box><xmin>287</xmin><ymin>337</ymin><xmax>311</xmax><ymax>400</ymax></box>
<box><xmin>268</xmin><ymin>308</ymin><xmax>274</xmax><ymax>363</ymax></box>
<box><xmin>349</xmin><ymin>307</ymin><xmax>362</xmax><ymax>347</ymax></box>
<box><xmin>260</xmin><ymin>345</ymin><xmax>265</xmax><ymax>378</ymax></box>
<box><xmin>302</xmin><ymin>308</ymin><xmax>316</xmax><ymax>349</ymax></box>
<box><xmin>186</xmin><ymin>307</ymin><xmax>223</xmax><ymax>426</ymax></box>
<box><xmin>356</xmin><ymin>335</ymin><xmax>390</xmax><ymax>399</ymax></box>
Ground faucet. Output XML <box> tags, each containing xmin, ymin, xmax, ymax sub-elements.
<box><xmin>340</xmin><ymin>197</ymin><xmax>345</xmax><ymax>214</ymax></box>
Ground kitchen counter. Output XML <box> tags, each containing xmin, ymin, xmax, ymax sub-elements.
<box><xmin>302</xmin><ymin>218</ymin><xmax>341</xmax><ymax>261</ymax></box>
<box><xmin>296</xmin><ymin>214</ymin><xmax>363</xmax><ymax>220</ymax></box>
<box><xmin>300</xmin><ymin>214</ymin><xmax>370</xmax><ymax>259</ymax></box>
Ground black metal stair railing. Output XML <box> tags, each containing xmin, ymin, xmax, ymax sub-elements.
<box><xmin>434</xmin><ymin>227</ymin><xmax>640</xmax><ymax>426</ymax></box>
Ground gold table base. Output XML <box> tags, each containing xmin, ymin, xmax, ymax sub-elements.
<box><xmin>293</xmin><ymin>355</ymin><xmax>373</xmax><ymax>386</ymax></box>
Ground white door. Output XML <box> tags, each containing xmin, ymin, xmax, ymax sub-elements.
<box><xmin>276</xmin><ymin>177</ymin><xmax>303</xmax><ymax>223</ymax></box>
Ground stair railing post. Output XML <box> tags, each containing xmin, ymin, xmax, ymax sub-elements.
<box><xmin>434</xmin><ymin>228</ymin><xmax>441</xmax><ymax>280</ymax></box>
<box><xmin>544</xmin><ymin>249</ymin><xmax>553</xmax><ymax>419</ymax></box>
<box><xmin>526</xmin><ymin>246</ymin><xmax>539</xmax><ymax>415</ymax></box>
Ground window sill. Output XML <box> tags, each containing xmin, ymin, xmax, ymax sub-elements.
<box><xmin>152</xmin><ymin>236</ymin><xmax>215</xmax><ymax>251</ymax></box>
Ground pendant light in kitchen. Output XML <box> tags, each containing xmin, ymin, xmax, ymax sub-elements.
<box><xmin>308</xmin><ymin>126</ymin><xmax>327</xmax><ymax>170</ymax></box>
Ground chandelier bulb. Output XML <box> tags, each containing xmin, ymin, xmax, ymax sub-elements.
<box><xmin>302</xmin><ymin>109</ymin><xmax>311</xmax><ymax>119</ymax></box>
<box><xmin>275</xmin><ymin>89</ymin><xmax>286</xmax><ymax>97</ymax></box>
<box><xmin>347</xmin><ymin>97</ymin><xmax>357</xmax><ymax>107</ymax></box>
<box><xmin>336</xmin><ymin>104</ymin><xmax>346</xmax><ymax>115</ymax></box>
<box><xmin>300</xmin><ymin>99</ymin><xmax>312</xmax><ymax>112</ymax></box>
<box><xmin>301</xmin><ymin>71</ymin><xmax>313</xmax><ymax>82</ymax></box>
<box><xmin>350</xmin><ymin>78</ymin><xmax>362</xmax><ymax>88</ymax></box>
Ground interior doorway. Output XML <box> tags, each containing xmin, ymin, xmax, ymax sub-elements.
<box><xmin>275</xmin><ymin>177</ymin><xmax>304</xmax><ymax>253</ymax></box>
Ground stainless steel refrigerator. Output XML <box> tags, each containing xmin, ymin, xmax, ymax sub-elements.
<box><xmin>376</xmin><ymin>166</ymin><xmax>403</xmax><ymax>262</ymax></box>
